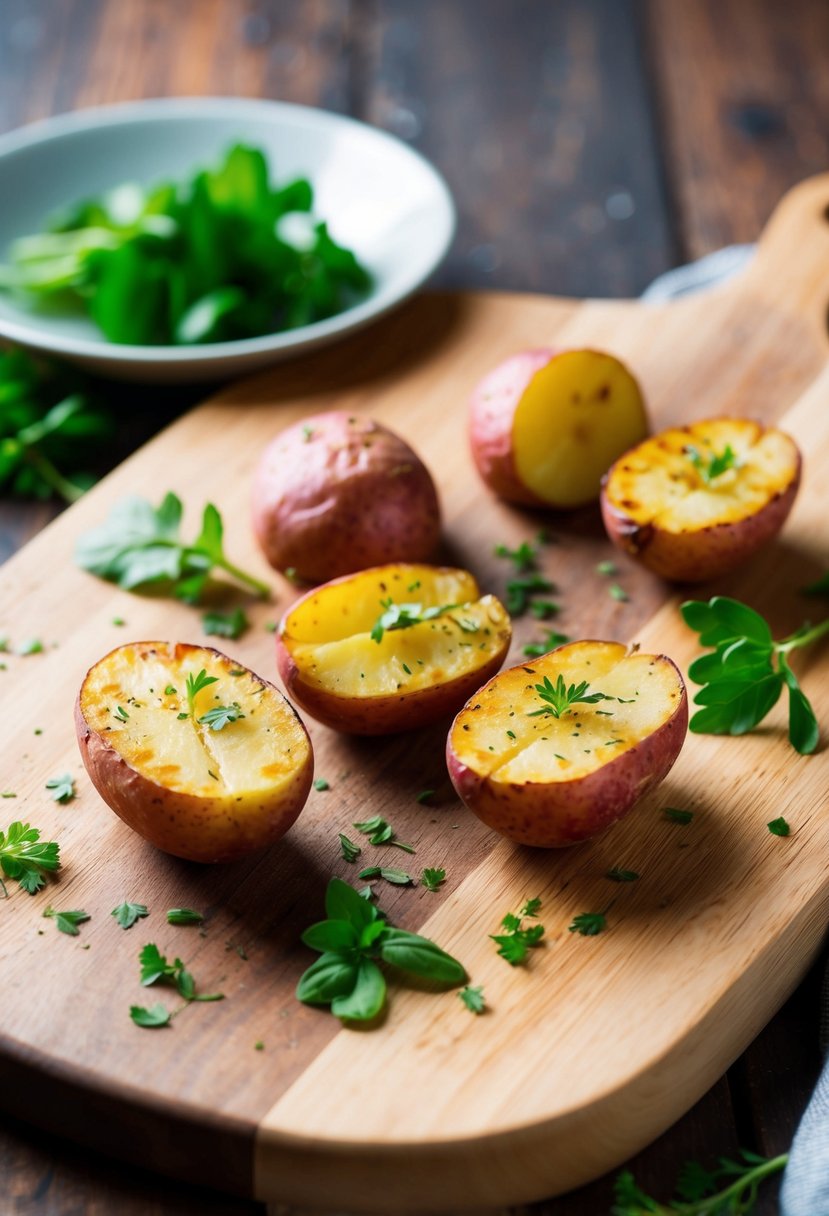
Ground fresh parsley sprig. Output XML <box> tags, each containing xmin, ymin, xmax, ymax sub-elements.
<box><xmin>528</xmin><ymin>674</ymin><xmax>611</xmax><ymax>719</ymax></box>
<box><xmin>682</xmin><ymin>595</ymin><xmax>829</xmax><ymax>754</ymax></box>
<box><xmin>612</xmin><ymin>1149</ymin><xmax>787</xmax><ymax>1215</ymax></box>
<box><xmin>296</xmin><ymin>878</ymin><xmax>466</xmax><ymax>1023</ymax></box>
<box><xmin>198</xmin><ymin>702</ymin><xmax>245</xmax><ymax>731</ymax></box>
<box><xmin>75</xmin><ymin>491</ymin><xmax>270</xmax><ymax>604</ymax></box>
<box><xmin>44</xmin><ymin>906</ymin><xmax>89</xmax><ymax>936</ymax></box>
<box><xmin>138</xmin><ymin>943</ymin><xmax>223</xmax><ymax>1003</ymax></box>
<box><xmin>0</xmin><ymin>821</ymin><xmax>60</xmax><ymax>894</ymax></box>
<box><xmin>370</xmin><ymin>598</ymin><xmax>459</xmax><ymax>644</ymax></box>
<box><xmin>490</xmin><ymin>899</ymin><xmax>545</xmax><ymax>965</ymax></box>
<box><xmin>684</xmin><ymin>442</ymin><xmax>739</xmax><ymax>483</ymax></box>
<box><xmin>186</xmin><ymin>669</ymin><xmax>219</xmax><ymax>720</ymax></box>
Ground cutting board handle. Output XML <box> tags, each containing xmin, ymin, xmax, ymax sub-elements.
<box><xmin>734</xmin><ymin>172</ymin><xmax>829</xmax><ymax>347</ymax></box>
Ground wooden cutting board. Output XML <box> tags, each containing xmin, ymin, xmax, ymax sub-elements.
<box><xmin>2</xmin><ymin>175</ymin><xmax>829</xmax><ymax>1213</ymax></box>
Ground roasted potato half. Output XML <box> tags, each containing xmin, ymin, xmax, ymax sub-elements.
<box><xmin>276</xmin><ymin>563</ymin><xmax>512</xmax><ymax>735</ymax></box>
<box><xmin>601</xmin><ymin>417</ymin><xmax>801</xmax><ymax>582</ymax></box>
<box><xmin>76</xmin><ymin>642</ymin><xmax>313</xmax><ymax>863</ymax></box>
<box><xmin>447</xmin><ymin>640</ymin><xmax>687</xmax><ymax>847</ymax></box>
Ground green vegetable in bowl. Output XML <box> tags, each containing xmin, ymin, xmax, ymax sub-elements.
<box><xmin>0</xmin><ymin>144</ymin><xmax>372</xmax><ymax>346</ymax></box>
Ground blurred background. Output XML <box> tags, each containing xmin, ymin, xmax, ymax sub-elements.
<box><xmin>1</xmin><ymin>2</ymin><xmax>827</xmax><ymax>1214</ymax></box>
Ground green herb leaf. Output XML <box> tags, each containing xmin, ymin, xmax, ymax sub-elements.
<box><xmin>330</xmin><ymin>958</ymin><xmax>387</xmax><ymax>1021</ymax></box>
<box><xmin>296</xmin><ymin>952</ymin><xmax>361</xmax><ymax>1005</ymax></box>
<box><xmin>522</xmin><ymin>629</ymin><xmax>570</xmax><ymax>658</ymax></box>
<box><xmin>684</xmin><ymin>441</ymin><xmax>739</xmax><ymax>483</ymax></box>
<box><xmin>0</xmin><ymin>821</ymin><xmax>60</xmax><ymax>893</ymax></box>
<box><xmin>505</xmin><ymin>573</ymin><xmax>556</xmax><ymax>616</ymax></box>
<box><xmin>664</xmin><ymin>807</ymin><xmax>693</xmax><ymax>825</ymax></box>
<box><xmin>528</xmin><ymin>674</ymin><xmax>611</xmax><ymax>719</ymax></box>
<box><xmin>596</xmin><ymin>560</ymin><xmax>617</xmax><ymax>576</ymax></box>
<box><xmin>186</xmin><ymin>668</ymin><xmax>219</xmax><ymax>719</ymax></box>
<box><xmin>352</xmin><ymin>814</ymin><xmax>414</xmax><ymax>853</ymax></box>
<box><xmin>339</xmin><ymin>833</ymin><xmax>361</xmax><ymax>863</ymax></box>
<box><xmin>197</xmin><ymin>702</ymin><xmax>245</xmax><ymax>731</ymax></box>
<box><xmin>459</xmin><ymin>985</ymin><xmax>486</xmax><ymax>1014</ymax></box>
<box><xmin>130</xmin><ymin>1002</ymin><xmax>171</xmax><ymax>1029</ymax></box>
<box><xmin>313</xmin><ymin>778</ymin><xmax>330</xmax><ymax>791</ymax></box>
<box><xmin>358</xmin><ymin>866</ymin><xmax>413</xmax><ymax>886</ymax></box>
<box><xmin>202</xmin><ymin>607</ymin><xmax>249</xmax><ymax>640</ymax></box>
<box><xmin>569</xmin><ymin>911</ymin><xmax>607</xmax><ymax>936</ymax></box>
<box><xmin>370</xmin><ymin>597</ymin><xmax>459</xmax><ymax>644</ymax></box>
<box><xmin>606</xmin><ymin>868</ymin><xmax>639</xmax><ymax>883</ymax></box>
<box><xmin>166</xmin><ymin>907</ymin><xmax>204</xmax><ymax>925</ymax></box>
<box><xmin>421</xmin><ymin>867</ymin><xmax>446</xmax><ymax>892</ymax></box>
<box><xmin>612</xmin><ymin>1150</ymin><xmax>787</xmax><ymax>1216</ymax></box>
<box><xmin>75</xmin><ymin>492</ymin><xmax>270</xmax><ymax>603</ymax></box>
<box><xmin>608</xmin><ymin>583</ymin><xmax>629</xmax><ymax>603</ymax></box>
<box><xmin>45</xmin><ymin>773</ymin><xmax>76</xmax><ymax>804</ymax></box>
<box><xmin>491</xmin><ymin>903</ymin><xmax>545</xmax><ymax>965</ymax></box>
<box><xmin>380</xmin><ymin>928</ymin><xmax>466</xmax><ymax>984</ymax></box>
<box><xmin>767</xmin><ymin>817</ymin><xmax>791</xmax><ymax>837</ymax></box>
<box><xmin>111</xmin><ymin>901</ymin><xmax>149</xmax><ymax>929</ymax></box>
<box><xmin>44</xmin><ymin>906</ymin><xmax>89</xmax><ymax>936</ymax></box>
<box><xmin>494</xmin><ymin>540</ymin><xmax>538</xmax><ymax>572</ymax></box>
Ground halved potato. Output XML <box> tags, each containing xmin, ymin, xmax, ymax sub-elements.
<box><xmin>447</xmin><ymin>641</ymin><xmax>687</xmax><ymax>847</ymax></box>
<box><xmin>601</xmin><ymin>417</ymin><xmax>801</xmax><ymax>581</ymax></box>
<box><xmin>276</xmin><ymin>564</ymin><xmax>512</xmax><ymax>735</ymax></box>
<box><xmin>469</xmin><ymin>348</ymin><xmax>649</xmax><ymax>508</ymax></box>
<box><xmin>76</xmin><ymin>642</ymin><xmax>313</xmax><ymax>863</ymax></box>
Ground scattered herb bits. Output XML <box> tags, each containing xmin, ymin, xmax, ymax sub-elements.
<box><xmin>421</xmin><ymin>867</ymin><xmax>446</xmax><ymax>892</ymax></box>
<box><xmin>202</xmin><ymin>607</ymin><xmax>249</xmax><ymax>640</ymax></box>
<box><xmin>45</xmin><ymin>773</ymin><xmax>76</xmax><ymax>804</ymax></box>
<box><xmin>459</xmin><ymin>985</ymin><xmax>486</xmax><ymax>1014</ymax></box>
<box><xmin>767</xmin><ymin>817</ymin><xmax>791</xmax><ymax>837</ymax></box>
<box><xmin>166</xmin><ymin>908</ymin><xmax>204</xmax><ymax>925</ymax></box>
<box><xmin>43</xmin><ymin>906</ymin><xmax>90</xmax><ymax>936</ymax></box>
<box><xmin>130</xmin><ymin>1003</ymin><xmax>172</xmax><ymax>1029</ymax></box>
<box><xmin>490</xmin><ymin>900</ymin><xmax>545</xmax><ymax>965</ymax></box>
<box><xmin>352</xmin><ymin>815</ymin><xmax>415</xmax><ymax>853</ymax></box>
<box><xmin>111</xmin><ymin>902</ymin><xmax>149</xmax><ymax>929</ymax></box>
<box><xmin>358</xmin><ymin>866</ymin><xmax>414</xmax><ymax>886</ymax></box>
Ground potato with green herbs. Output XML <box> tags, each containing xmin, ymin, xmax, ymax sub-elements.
<box><xmin>76</xmin><ymin>642</ymin><xmax>313</xmax><ymax>862</ymax></box>
<box><xmin>447</xmin><ymin>641</ymin><xmax>687</xmax><ymax>847</ymax></box>
<box><xmin>276</xmin><ymin>563</ymin><xmax>511</xmax><ymax>734</ymax></box>
<box><xmin>601</xmin><ymin>418</ymin><xmax>801</xmax><ymax>581</ymax></box>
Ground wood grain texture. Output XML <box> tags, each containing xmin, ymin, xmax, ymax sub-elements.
<box><xmin>646</xmin><ymin>0</ymin><xmax>829</xmax><ymax>258</ymax></box>
<box><xmin>0</xmin><ymin>175</ymin><xmax>827</xmax><ymax>1210</ymax></box>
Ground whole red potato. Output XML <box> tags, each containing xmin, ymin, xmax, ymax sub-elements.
<box><xmin>252</xmin><ymin>411</ymin><xmax>441</xmax><ymax>583</ymax></box>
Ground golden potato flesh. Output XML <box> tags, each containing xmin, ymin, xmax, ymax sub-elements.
<box><xmin>76</xmin><ymin>642</ymin><xmax>313</xmax><ymax>862</ymax></box>
<box><xmin>277</xmin><ymin>564</ymin><xmax>512</xmax><ymax>734</ymax></box>
<box><xmin>469</xmin><ymin>348</ymin><xmax>649</xmax><ymax>508</ymax></box>
<box><xmin>447</xmin><ymin>641</ymin><xmax>687</xmax><ymax>846</ymax></box>
<box><xmin>601</xmin><ymin>418</ymin><xmax>801</xmax><ymax>581</ymax></box>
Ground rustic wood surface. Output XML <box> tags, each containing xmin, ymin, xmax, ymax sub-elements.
<box><xmin>0</xmin><ymin>1</ymin><xmax>827</xmax><ymax>1213</ymax></box>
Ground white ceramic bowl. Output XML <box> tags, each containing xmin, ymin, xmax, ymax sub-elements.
<box><xmin>0</xmin><ymin>97</ymin><xmax>455</xmax><ymax>382</ymax></box>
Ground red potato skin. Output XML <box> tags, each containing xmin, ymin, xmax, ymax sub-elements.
<box><xmin>75</xmin><ymin>670</ymin><xmax>314</xmax><ymax>865</ymax></box>
<box><xmin>600</xmin><ymin>459</ymin><xmax>801</xmax><ymax>583</ymax></box>
<box><xmin>468</xmin><ymin>348</ymin><xmax>554</xmax><ymax>505</ymax></box>
<box><xmin>276</xmin><ymin>633</ymin><xmax>509</xmax><ymax>736</ymax></box>
<box><xmin>446</xmin><ymin>659</ymin><xmax>688</xmax><ymax>848</ymax></box>
<box><xmin>252</xmin><ymin>411</ymin><xmax>441</xmax><ymax>584</ymax></box>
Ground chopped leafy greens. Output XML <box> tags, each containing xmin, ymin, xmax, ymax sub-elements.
<box><xmin>339</xmin><ymin>834</ymin><xmax>362</xmax><ymax>863</ymax></box>
<box><xmin>682</xmin><ymin>595</ymin><xmax>829</xmax><ymax>754</ymax></box>
<box><xmin>296</xmin><ymin>878</ymin><xmax>466</xmax><ymax>1023</ymax></box>
<box><xmin>421</xmin><ymin>867</ymin><xmax>446</xmax><ymax>892</ymax></box>
<box><xmin>75</xmin><ymin>491</ymin><xmax>270</xmax><ymax>603</ymax></box>
<box><xmin>0</xmin><ymin>144</ymin><xmax>372</xmax><ymax>346</ymax></box>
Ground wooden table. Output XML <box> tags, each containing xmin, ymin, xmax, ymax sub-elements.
<box><xmin>1</xmin><ymin>1</ymin><xmax>827</xmax><ymax>1211</ymax></box>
